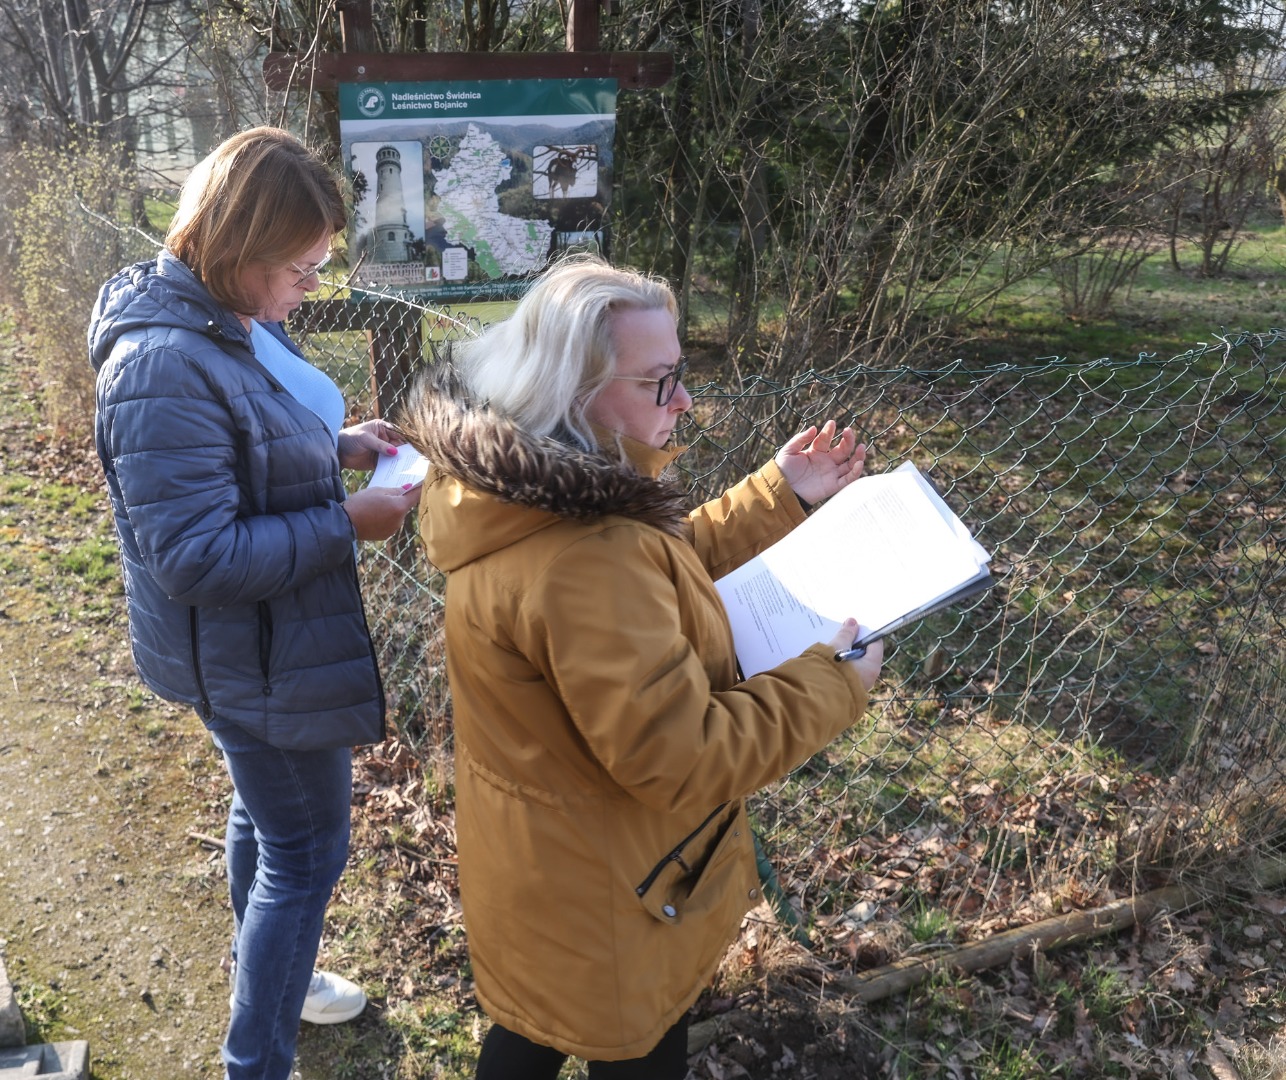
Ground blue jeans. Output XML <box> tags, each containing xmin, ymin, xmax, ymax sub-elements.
<box><xmin>211</xmin><ymin>722</ymin><xmax>353</xmax><ymax>1080</ymax></box>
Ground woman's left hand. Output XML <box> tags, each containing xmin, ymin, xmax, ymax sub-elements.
<box><xmin>338</xmin><ymin>419</ymin><xmax>403</xmax><ymax>471</ymax></box>
<box><xmin>775</xmin><ymin>420</ymin><xmax>866</xmax><ymax>505</ymax></box>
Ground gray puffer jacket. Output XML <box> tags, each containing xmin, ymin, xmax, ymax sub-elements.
<box><xmin>89</xmin><ymin>251</ymin><xmax>384</xmax><ymax>749</ymax></box>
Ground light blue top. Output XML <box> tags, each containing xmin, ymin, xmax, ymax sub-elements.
<box><xmin>250</xmin><ymin>320</ymin><xmax>345</xmax><ymax>444</ymax></box>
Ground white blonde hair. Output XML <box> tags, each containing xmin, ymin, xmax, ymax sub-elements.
<box><xmin>453</xmin><ymin>255</ymin><xmax>677</xmax><ymax>449</ymax></box>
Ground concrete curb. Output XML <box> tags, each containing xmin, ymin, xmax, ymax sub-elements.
<box><xmin>0</xmin><ymin>1041</ymin><xmax>89</xmax><ymax>1079</ymax></box>
<box><xmin>0</xmin><ymin>957</ymin><xmax>23</xmax><ymax>1050</ymax></box>
<box><xmin>0</xmin><ymin>954</ymin><xmax>89</xmax><ymax>1078</ymax></box>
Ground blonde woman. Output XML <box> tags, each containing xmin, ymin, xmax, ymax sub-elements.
<box><xmin>399</xmin><ymin>256</ymin><xmax>883</xmax><ymax>1079</ymax></box>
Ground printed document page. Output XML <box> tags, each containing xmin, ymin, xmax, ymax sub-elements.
<box><xmin>368</xmin><ymin>443</ymin><xmax>429</xmax><ymax>489</ymax></box>
<box><xmin>714</xmin><ymin>462</ymin><xmax>991</xmax><ymax>677</ymax></box>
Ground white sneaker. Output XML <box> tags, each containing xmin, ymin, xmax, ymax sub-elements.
<box><xmin>226</xmin><ymin>964</ymin><xmax>367</xmax><ymax>1025</ymax></box>
<box><xmin>300</xmin><ymin>969</ymin><xmax>367</xmax><ymax>1025</ymax></box>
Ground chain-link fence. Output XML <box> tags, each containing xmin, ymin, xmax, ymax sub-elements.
<box><xmin>294</xmin><ymin>285</ymin><xmax>1285</xmax><ymax>977</ymax></box>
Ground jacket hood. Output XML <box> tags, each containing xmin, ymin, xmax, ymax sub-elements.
<box><xmin>398</xmin><ymin>363</ymin><xmax>691</xmax><ymax>571</ymax></box>
<box><xmin>89</xmin><ymin>250</ymin><xmax>250</xmax><ymax>373</ymax></box>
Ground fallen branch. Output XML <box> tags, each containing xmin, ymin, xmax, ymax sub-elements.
<box><xmin>188</xmin><ymin>831</ymin><xmax>226</xmax><ymax>851</ymax></box>
<box><xmin>832</xmin><ymin>882</ymin><xmax>1205</xmax><ymax>1003</ymax></box>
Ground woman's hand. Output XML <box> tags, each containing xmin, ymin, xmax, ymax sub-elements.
<box><xmin>343</xmin><ymin>483</ymin><xmax>422</xmax><ymax>542</ymax></box>
<box><xmin>775</xmin><ymin>420</ymin><xmax>866</xmax><ymax>506</ymax></box>
<box><xmin>338</xmin><ymin>420</ymin><xmax>403</xmax><ymax>472</ymax></box>
<box><xmin>827</xmin><ymin>618</ymin><xmax>883</xmax><ymax>692</ymax></box>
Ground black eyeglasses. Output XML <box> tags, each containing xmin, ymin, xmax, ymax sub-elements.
<box><xmin>289</xmin><ymin>253</ymin><xmax>332</xmax><ymax>289</ymax></box>
<box><xmin>611</xmin><ymin>357</ymin><xmax>689</xmax><ymax>406</ymax></box>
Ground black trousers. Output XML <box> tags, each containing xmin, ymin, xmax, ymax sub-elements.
<box><xmin>475</xmin><ymin>1013</ymin><xmax>690</xmax><ymax>1080</ymax></box>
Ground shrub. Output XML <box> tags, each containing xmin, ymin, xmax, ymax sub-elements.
<box><xmin>0</xmin><ymin>148</ymin><xmax>41</xmax><ymax>311</ymax></box>
<box><xmin>10</xmin><ymin>141</ymin><xmax>157</xmax><ymax>437</ymax></box>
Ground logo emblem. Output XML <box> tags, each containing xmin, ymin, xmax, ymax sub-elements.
<box><xmin>356</xmin><ymin>86</ymin><xmax>386</xmax><ymax>118</ymax></box>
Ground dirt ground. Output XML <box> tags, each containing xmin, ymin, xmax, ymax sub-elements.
<box><xmin>0</xmin><ymin>578</ymin><xmax>421</xmax><ymax>1080</ymax></box>
<box><xmin>0</xmin><ymin>610</ymin><xmax>233</xmax><ymax>1077</ymax></box>
<box><xmin>0</xmin><ymin>340</ymin><xmax>256</xmax><ymax>1078</ymax></box>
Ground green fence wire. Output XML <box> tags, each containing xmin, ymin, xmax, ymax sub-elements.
<box><xmin>292</xmin><ymin>285</ymin><xmax>1284</xmax><ymax>968</ymax></box>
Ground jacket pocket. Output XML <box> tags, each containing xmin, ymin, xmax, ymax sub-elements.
<box><xmin>635</xmin><ymin>803</ymin><xmax>753</xmax><ymax>926</ymax></box>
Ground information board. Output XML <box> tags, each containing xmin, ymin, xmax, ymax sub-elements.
<box><xmin>338</xmin><ymin>78</ymin><xmax>617</xmax><ymax>300</ymax></box>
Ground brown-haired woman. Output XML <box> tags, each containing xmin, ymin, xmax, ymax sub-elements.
<box><xmin>89</xmin><ymin>127</ymin><xmax>421</xmax><ymax>1080</ymax></box>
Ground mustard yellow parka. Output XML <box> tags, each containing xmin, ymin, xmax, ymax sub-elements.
<box><xmin>402</xmin><ymin>371</ymin><xmax>869</xmax><ymax>1060</ymax></box>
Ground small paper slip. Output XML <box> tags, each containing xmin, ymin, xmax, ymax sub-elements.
<box><xmin>368</xmin><ymin>443</ymin><xmax>429</xmax><ymax>489</ymax></box>
<box><xmin>714</xmin><ymin>462</ymin><xmax>993</xmax><ymax>677</ymax></box>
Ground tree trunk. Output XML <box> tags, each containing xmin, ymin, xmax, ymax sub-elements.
<box><xmin>726</xmin><ymin>0</ymin><xmax>766</xmax><ymax>360</ymax></box>
<box><xmin>665</xmin><ymin>63</ymin><xmax>698</xmax><ymax>337</ymax></box>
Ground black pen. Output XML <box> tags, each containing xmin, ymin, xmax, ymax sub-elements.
<box><xmin>834</xmin><ymin>644</ymin><xmax>867</xmax><ymax>662</ymax></box>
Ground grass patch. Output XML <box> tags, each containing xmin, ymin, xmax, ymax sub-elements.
<box><xmin>57</xmin><ymin>537</ymin><xmax>120</xmax><ymax>587</ymax></box>
<box><xmin>923</xmin><ymin>213</ymin><xmax>1286</xmax><ymax>365</ymax></box>
<box><xmin>14</xmin><ymin>981</ymin><xmax>68</xmax><ymax>1044</ymax></box>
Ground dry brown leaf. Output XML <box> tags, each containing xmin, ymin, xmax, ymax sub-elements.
<box><xmin>1203</xmin><ymin>1044</ymin><xmax>1244</xmax><ymax>1080</ymax></box>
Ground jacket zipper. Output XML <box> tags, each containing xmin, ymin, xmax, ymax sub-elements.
<box><xmin>257</xmin><ymin>601</ymin><xmax>273</xmax><ymax>695</ymax></box>
<box><xmin>634</xmin><ymin>801</ymin><xmax>729</xmax><ymax>897</ymax></box>
<box><xmin>351</xmin><ymin>560</ymin><xmax>387</xmax><ymax>739</ymax></box>
<box><xmin>188</xmin><ymin>607</ymin><xmax>213</xmax><ymax>720</ymax></box>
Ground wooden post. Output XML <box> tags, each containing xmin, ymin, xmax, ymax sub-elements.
<box><xmin>337</xmin><ymin>0</ymin><xmax>374</xmax><ymax>53</ymax></box>
<box><xmin>366</xmin><ymin>305</ymin><xmax>423</xmax><ymax>417</ymax></box>
<box><xmin>290</xmin><ymin>299</ymin><xmax>423</xmax><ymax>418</ymax></box>
<box><xmin>265</xmin><ymin>51</ymin><xmax>673</xmax><ymax>89</ymax></box>
<box><xmin>567</xmin><ymin>0</ymin><xmax>601</xmax><ymax>51</ymax></box>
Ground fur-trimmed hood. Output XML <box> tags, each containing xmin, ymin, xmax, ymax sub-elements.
<box><xmin>397</xmin><ymin>362</ymin><xmax>691</xmax><ymax>570</ymax></box>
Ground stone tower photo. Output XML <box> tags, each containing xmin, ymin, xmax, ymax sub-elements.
<box><xmin>373</xmin><ymin>145</ymin><xmax>415</xmax><ymax>262</ymax></box>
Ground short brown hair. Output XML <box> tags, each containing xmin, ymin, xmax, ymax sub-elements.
<box><xmin>165</xmin><ymin>127</ymin><xmax>346</xmax><ymax>314</ymax></box>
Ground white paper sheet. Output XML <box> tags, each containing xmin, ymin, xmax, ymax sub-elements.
<box><xmin>714</xmin><ymin>463</ymin><xmax>991</xmax><ymax>677</ymax></box>
<box><xmin>367</xmin><ymin>443</ymin><xmax>429</xmax><ymax>489</ymax></box>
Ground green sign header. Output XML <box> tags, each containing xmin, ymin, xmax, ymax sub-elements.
<box><xmin>339</xmin><ymin>79</ymin><xmax>616</xmax><ymax>121</ymax></box>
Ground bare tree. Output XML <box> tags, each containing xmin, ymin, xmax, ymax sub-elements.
<box><xmin>0</xmin><ymin>0</ymin><xmax>255</xmax><ymax>228</ymax></box>
<box><xmin>1153</xmin><ymin>19</ymin><xmax>1286</xmax><ymax>277</ymax></box>
<box><xmin>194</xmin><ymin>0</ymin><xmax>565</xmax><ymax>156</ymax></box>
<box><xmin>0</xmin><ymin>0</ymin><xmax>192</xmax><ymax>143</ymax></box>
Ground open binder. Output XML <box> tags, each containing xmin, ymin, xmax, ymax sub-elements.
<box><xmin>714</xmin><ymin>462</ymin><xmax>993</xmax><ymax>677</ymax></box>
